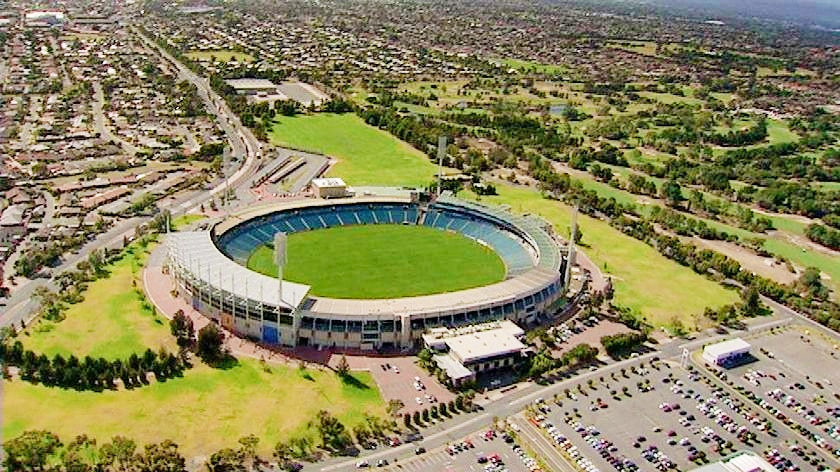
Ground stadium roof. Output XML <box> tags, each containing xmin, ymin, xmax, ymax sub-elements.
<box><xmin>703</xmin><ymin>338</ymin><xmax>751</xmax><ymax>360</ymax></box>
<box><xmin>167</xmin><ymin>231</ymin><xmax>310</xmax><ymax>309</ymax></box>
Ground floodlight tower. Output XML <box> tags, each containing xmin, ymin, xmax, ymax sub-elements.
<box><xmin>563</xmin><ymin>206</ymin><xmax>579</xmax><ymax>288</ymax></box>
<box><xmin>274</xmin><ymin>232</ymin><xmax>287</xmax><ymax>305</ymax></box>
<box><xmin>436</xmin><ymin>136</ymin><xmax>447</xmax><ymax>196</ymax></box>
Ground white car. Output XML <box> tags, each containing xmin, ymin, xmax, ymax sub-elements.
<box><xmin>356</xmin><ymin>459</ymin><xmax>369</xmax><ymax>467</ymax></box>
<box><xmin>415</xmin><ymin>397</ymin><xmax>423</xmax><ymax>405</ymax></box>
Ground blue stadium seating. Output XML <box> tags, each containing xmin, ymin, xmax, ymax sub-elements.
<box><xmin>217</xmin><ymin>202</ymin><xmax>535</xmax><ymax>276</ymax></box>
<box><xmin>321</xmin><ymin>212</ymin><xmax>341</xmax><ymax>227</ymax></box>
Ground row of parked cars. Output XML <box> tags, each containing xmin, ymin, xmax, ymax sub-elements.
<box><xmin>547</xmin><ymin>413</ymin><xmax>640</xmax><ymax>472</ymax></box>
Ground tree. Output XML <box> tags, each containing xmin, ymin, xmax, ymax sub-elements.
<box><xmin>741</xmin><ymin>286</ymin><xmax>763</xmax><ymax>317</ymax></box>
<box><xmin>136</xmin><ymin>440</ymin><xmax>186</xmax><ymax>472</ymax></box>
<box><xmin>798</xmin><ymin>267</ymin><xmax>828</xmax><ymax>299</ymax></box>
<box><xmin>403</xmin><ymin>413</ymin><xmax>412</xmax><ymax>428</ymax></box>
<box><xmin>273</xmin><ymin>441</ymin><xmax>292</xmax><ymax>464</ymax></box>
<box><xmin>206</xmin><ymin>448</ymin><xmax>246</xmax><ymax>472</ymax></box>
<box><xmin>3</xmin><ymin>430</ymin><xmax>63</xmax><ymax>471</ymax></box>
<box><xmin>335</xmin><ymin>355</ymin><xmax>350</xmax><ymax>377</ymax></box>
<box><xmin>169</xmin><ymin>310</ymin><xmax>195</xmax><ymax>349</ymax></box>
<box><xmin>62</xmin><ymin>435</ymin><xmax>99</xmax><ymax>472</ymax></box>
<box><xmin>661</xmin><ymin>180</ymin><xmax>683</xmax><ymax>207</ymax></box>
<box><xmin>314</xmin><ymin>410</ymin><xmax>351</xmax><ymax>451</ymax></box>
<box><xmin>237</xmin><ymin>434</ymin><xmax>259</xmax><ymax>466</ymax></box>
<box><xmin>197</xmin><ymin>323</ymin><xmax>226</xmax><ymax>365</ymax></box>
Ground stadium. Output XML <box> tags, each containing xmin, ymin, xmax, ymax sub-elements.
<box><xmin>165</xmin><ymin>192</ymin><xmax>569</xmax><ymax>350</ymax></box>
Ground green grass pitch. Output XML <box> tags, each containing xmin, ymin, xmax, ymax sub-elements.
<box><xmin>247</xmin><ymin>224</ymin><xmax>507</xmax><ymax>299</ymax></box>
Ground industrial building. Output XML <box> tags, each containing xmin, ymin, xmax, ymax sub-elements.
<box><xmin>702</xmin><ymin>338</ymin><xmax>752</xmax><ymax>368</ymax></box>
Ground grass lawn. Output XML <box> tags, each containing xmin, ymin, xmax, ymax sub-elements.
<box><xmin>606</xmin><ymin>40</ymin><xmax>658</xmax><ymax>56</ymax></box>
<box><xmin>2</xmin><ymin>361</ymin><xmax>385</xmax><ymax>458</ymax></box>
<box><xmin>185</xmin><ymin>49</ymin><xmax>254</xmax><ymax>62</ymax></box>
<box><xmin>637</xmin><ymin>92</ymin><xmax>703</xmax><ymax>106</ymax></box>
<box><xmin>269</xmin><ymin>113</ymin><xmax>438</xmax><ymax>187</ymax></box>
<box><xmin>171</xmin><ymin>214</ymin><xmax>207</xmax><ymax>231</ymax></box>
<box><xmin>463</xmin><ymin>184</ymin><xmax>739</xmax><ymax>328</ymax></box>
<box><xmin>23</xmin><ymin>244</ymin><xmax>176</xmax><ymax>360</ymax></box>
<box><xmin>247</xmin><ymin>224</ymin><xmax>506</xmax><ymax>298</ymax></box>
<box><xmin>763</xmin><ymin>239</ymin><xmax>840</xmax><ymax>293</ymax></box>
<box><xmin>492</xmin><ymin>58</ymin><xmax>569</xmax><ymax>75</ymax></box>
<box><xmin>766</xmin><ymin>119</ymin><xmax>800</xmax><ymax>145</ymax></box>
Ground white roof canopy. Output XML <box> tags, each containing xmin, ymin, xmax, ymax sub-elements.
<box><xmin>167</xmin><ymin>231</ymin><xmax>310</xmax><ymax>310</ymax></box>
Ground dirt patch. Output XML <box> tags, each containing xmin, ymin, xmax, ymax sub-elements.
<box><xmin>691</xmin><ymin>237</ymin><xmax>799</xmax><ymax>285</ymax></box>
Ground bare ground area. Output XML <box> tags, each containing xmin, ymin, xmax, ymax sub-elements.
<box><xmin>690</xmin><ymin>237</ymin><xmax>799</xmax><ymax>285</ymax></box>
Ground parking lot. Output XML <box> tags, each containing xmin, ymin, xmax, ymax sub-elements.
<box><xmin>722</xmin><ymin>326</ymin><xmax>840</xmax><ymax>467</ymax></box>
<box><xmin>341</xmin><ymin>355</ymin><xmax>455</xmax><ymax>415</ymax></box>
<box><xmin>523</xmin><ymin>358</ymin><xmax>820</xmax><ymax>472</ymax></box>
<box><xmin>370</xmin><ymin>428</ymin><xmax>541</xmax><ymax>472</ymax></box>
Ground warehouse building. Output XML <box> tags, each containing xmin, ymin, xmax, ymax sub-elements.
<box><xmin>702</xmin><ymin>338</ymin><xmax>752</xmax><ymax>368</ymax></box>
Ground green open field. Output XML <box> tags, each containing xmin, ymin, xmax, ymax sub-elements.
<box><xmin>3</xmin><ymin>361</ymin><xmax>384</xmax><ymax>458</ymax></box>
<box><xmin>23</xmin><ymin>244</ymin><xmax>176</xmax><ymax>360</ymax></box>
<box><xmin>606</xmin><ymin>40</ymin><xmax>658</xmax><ymax>56</ymax></box>
<box><xmin>247</xmin><ymin>224</ymin><xmax>506</xmax><ymax>298</ymax></box>
<box><xmin>637</xmin><ymin>92</ymin><xmax>703</xmax><ymax>105</ymax></box>
<box><xmin>185</xmin><ymin>49</ymin><xmax>254</xmax><ymax>62</ymax></box>
<box><xmin>766</xmin><ymin>119</ymin><xmax>800</xmax><ymax>145</ymax></box>
<box><xmin>492</xmin><ymin>58</ymin><xmax>569</xmax><ymax>75</ymax></box>
<box><xmin>270</xmin><ymin>113</ymin><xmax>438</xmax><ymax>187</ymax></box>
<box><xmin>4</xmin><ymin>241</ymin><xmax>386</xmax><ymax>458</ymax></box>
<box><xmin>465</xmin><ymin>184</ymin><xmax>739</xmax><ymax>328</ymax></box>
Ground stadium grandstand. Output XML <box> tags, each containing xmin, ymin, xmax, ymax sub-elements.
<box><xmin>166</xmin><ymin>192</ymin><xmax>568</xmax><ymax>350</ymax></box>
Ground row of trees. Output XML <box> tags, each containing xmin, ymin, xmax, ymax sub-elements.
<box><xmin>0</xmin><ymin>340</ymin><xmax>186</xmax><ymax>391</ymax></box>
<box><xmin>402</xmin><ymin>393</ymin><xmax>474</xmax><ymax>429</ymax></box>
<box><xmin>4</xmin><ymin>431</ymin><xmax>187</xmax><ymax>472</ymax></box>
<box><xmin>805</xmin><ymin>223</ymin><xmax>840</xmax><ymax>251</ymax></box>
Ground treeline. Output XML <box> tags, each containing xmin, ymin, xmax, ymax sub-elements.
<box><xmin>608</xmin><ymin>214</ymin><xmax>840</xmax><ymax>331</ymax></box>
<box><xmin>708</xmin><ymin>120</ymin><xmax>767</xmax><ymax>146</ymax></box>
<box><xmin>528</xmin><ymin>169</ymin><xmax>840</xmax><ymax>332</ymax></box>
<box><xmin>0</xmin><ymin>341</ymin><xmax>186</xmax><ymax>391</ymax></box>
<box><xmin>3</xmin><ymin>432</ymin><xmax>188</xmax><ymax>472</ymax></box>
<box><xmin>648</xmin><ymin>206</ymin><xmax>737</xmax><ymax>241</ymax></box>
<box><xmin>525</xmin><ymin>343</ymin><xmax>599</xmax><ymax>379</ymax></box>
<box><xmin>806</xmin><ymin>223</ymin><xmax>840</xmax><ymax>251</ymax></box>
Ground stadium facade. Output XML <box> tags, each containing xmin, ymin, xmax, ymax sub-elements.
<box><xmin>166</xmin><ymin>194</ymin><xmax>568</xmax><ymax>350</ymax></box>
